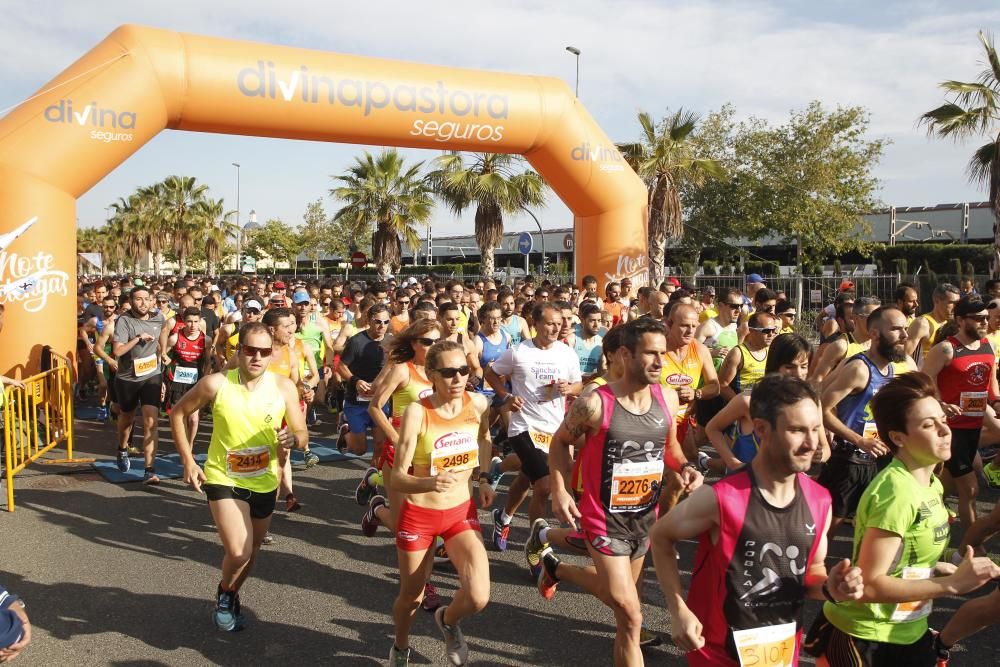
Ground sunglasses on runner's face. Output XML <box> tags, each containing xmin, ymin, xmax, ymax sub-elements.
<box><xmin>725</xmin><ymin>302</ymin><xmax>742</xmax><ymax>308</ymax></box>
<box><xmin>241</xmin><ymin>345</ymin><xmax>273</xmax><ymax>358</ymax></box>
<box><xmin>414</xmin><ymin>337</ymin><xmax>439</xmax><ymax>346</ymax></box>
<box><xmin>245</xmin><ymin>308</ymin><xmax>261</xmax><ymax>315</ymax></box>
<box><xmin>435</xmin><ymin>365</ymin><xmax>470</xmax><ymax>379</ymax></box>
<box><xmin>372</xmin><ymin>318</ymin><xmax>391</xmax><ymax>326</ymax></box>
<box><xmin>750</xmin><ymin>327</ymin><xmax>777</xmax><ymax>334</ymax></box>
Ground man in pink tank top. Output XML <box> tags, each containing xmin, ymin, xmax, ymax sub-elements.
<box><xmin>649</xmin><ymin>374</ymin><xmax>864</xmax><ymax>666</ymax></box>
<box><xmin>530</xmin><ymin>318</ymin><xmax>703</xmax><ymax>666</ymax></box>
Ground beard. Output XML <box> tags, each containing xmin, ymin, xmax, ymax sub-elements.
<box><xmin>876</xmin><ymin>336</ymin><xmax>906</xmax><ymax>363</ymax></box>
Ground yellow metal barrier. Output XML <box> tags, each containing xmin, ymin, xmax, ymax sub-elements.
<box><xmin>3</xmin><ymin>353</ymin><xmax>81</xmax><ymax>511</ymax></box>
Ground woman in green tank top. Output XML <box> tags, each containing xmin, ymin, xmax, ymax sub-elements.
<box><xmin>169</xmin><ymin>322</ymin><xmax>308</xmax><ymax>633</ymax></box>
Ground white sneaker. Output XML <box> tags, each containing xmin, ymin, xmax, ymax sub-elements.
<box><xmin>434</xmin><ymin>605</ymin><xmax>468</xmax><ymax>666</ymax></box>
<box><xmin>388</xmin><ymin>644</ymin><xmax>410</xmax><ymax>666</ymax></box>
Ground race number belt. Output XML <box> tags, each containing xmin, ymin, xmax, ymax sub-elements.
<box><xmin>732</xmin><ymin>621</ymin><xmax>796</xmax><ymax>667</ymax></box>
<box><xmin>430</xmin><ymin>432</ymin><xmax>478</xmax><ymax>475</ymax></box>
<box><xmin>173</xmin><ymin>366</ymin><xmax>199</xmax><ymax>384</ymax></box>
<box><xmin>529</xmin><ymin>430</ymin><xmax>552</xmax><ymax>452</ymax></box>
<box><xmin>226</xmin><ymin>446</ymin><xmax>270</xmax><ymax>478</ymax></box>
<box><xmin>609</xmin><ymin>459</ymin><xmax>663</xmax><ymax>512</ymax></box>
<box><xmin>133</xmin><ymin>353</ymin><xmax>157</xmax><ymax>378</ymax></box>
<box><xmin>959</xmin><ymin>391</ymin><xmax>987</xmax><ymax>417</ymax></box>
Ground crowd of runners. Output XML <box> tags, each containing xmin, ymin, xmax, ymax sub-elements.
<box><xmin>60</xmin><ymin>270</ymin><xmax>1000</xmax><ymax>666</ymax></box>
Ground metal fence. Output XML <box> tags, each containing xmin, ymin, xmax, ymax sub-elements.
<box><xmin>692</xmin><ymin>274</ymin><xmax>903</xmax><ymax>310</ymax></box>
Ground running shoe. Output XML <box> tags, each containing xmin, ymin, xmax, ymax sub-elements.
<box><xmin>335</xmin><ymin>422</ymin><xmax>350</xmax><ymax>454</ymax></box>
<box><xmin>491</xmin><ymin>509</ymin><xmax>510</xmax><ymax>552</ymax></box>
<box><xmin>983</xmin><ymin>461</ymin><xmax>1000</xmax><ymax>490</ymax></box>
<box><xmin>261</xmin><ymin>534</ymin><xmax>275</xmax><ymax>546</ymax></box>
<box><xmin>433</xmin><ymin>540</ymin><xmax>450</xmax><ymax>565</ymax></box>
<box><xmin>285</xmin><ymin>493</ymin><xmax>302</xmax><ymax>513</ymax></box>
<box><xmin>488</xmin><ymin>456</ymin><xmax>503</xmax><ymax>491</ymax></box>
<box><xmin>388</xmin><ymin>644</ymin><xmax>411</xmax><ymax>666</ymax></box>
<box><xmin>696</xmin><ymin>451</ymin><xmax>711</xmax><ymax>474</ymax></box>
<box><xmin>304</xmin><ymin>449</ymin><xmax>320</xmax><ymax>468</ymax></box>
<box><xmin>233</xmin><ymin>592</ymin><xmax>246</xmax><ymax>631</ymax></box>
<box><xmin>116</xmin><ymin>449</ymin><xmax>130</xmax><ymax>473</ymax></box>
<box><xmin>306</xmin><ymin>407</ymin><xmax>318</xmax><ymax>426</ymax></box>
<box><xmin>639</xmin><ymin>625</ymin><xmax>662</xmax><ymax>647</ymax></box>
<box><xmin>525</xmin><ymin>518</ymin><xmax>549</xmax><ymax>571</ymax></box>
<box><xmin>213</xmin><ymin>588</ymin><xmax>239</xmax><ymax>632</ymax></box>
<box><xmin>434</xmin><ymin>605</ymin><xmax>468</xmax><ymax>666</ymax></box>
<box><xmin>361</xmin><ymin>495</ymin><xmax>387</xmax><ymax>537</ymax></box>
<box><xmin>356</xmin><ymin>466</ymin><xmax>379</xmax><ymax>505</ymax></box>
<box><xmin>96</xmin><ymin>406</ymin><xmax>109</xmax><ymax>422</ymax></box>
<box><xmin>421</xmin><ymin>582</ymin><xmax>442</xmax><ymax>612</ymax></box>
<box><xmin>537</xmin><ymin>548</ymin><xmax>559</xmax><ymax>600</ymax></box>
<box><xmin>143</xmin><ymin>469</ymin><xmax>160</xmax><ymax>486</ymax></box>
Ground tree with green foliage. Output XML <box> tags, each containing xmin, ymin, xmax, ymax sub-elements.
<box><xmin>245</xmin><ymin>217</ymin><xmax>302</xmax><ymax>272</ymax></box>
<box><xmin>428</xmin><ymin>152</ymin><xmax>546</xmax><ymax>279</ymax></box>
<box><xmin>299</xmin><ymin>200</ymin><xmax>332</xmax><ymax>278</ymax></box>
<box><xmin>331</xmin><ymin>149</ymin><xmax>434</xmax><ymax>279</ymax></box>
<box><xmin>618</xmin><ymin>109</ymin><xmax>726</xmax><ymax>285</ymax></box>
<box><xmin>919</xmin><ymin>30</ymin><xmax>1000</xmax><ymax>277</ymax></box>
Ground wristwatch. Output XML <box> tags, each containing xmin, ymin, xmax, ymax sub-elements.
<box><xmin>681</xmin><ymin>461</ymin><xmax>701</xmax><ymax>474</ymax></box>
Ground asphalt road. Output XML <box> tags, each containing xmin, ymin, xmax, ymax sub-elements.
<box><xmin>2</xmin><ymin>411</ymin><xmax>1000</xmax><ymax>666</ymax></box>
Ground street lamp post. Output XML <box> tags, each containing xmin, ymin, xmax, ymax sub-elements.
<box><xmin>521</xmin><ymin>207</ymin><xmax>547</xmax><ymax>277</ymax></box>
<box><xmin>232</xmin><ymin>162</ymin><xmax>240</xmax><ymax>273</ymax></box>
<box><xmin>565</xmin><ymin>46</ymin><xmax>580</xmax><ymax>98</ymax></box>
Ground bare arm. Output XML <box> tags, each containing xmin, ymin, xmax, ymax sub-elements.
<box><xmin>550</xmin><ymin>392</ymin><xmax>602</xmax><ymax>525</ymax></box>
<box><xmin>705</xmin><ymin>395</ymin><xmax>751</xmax><ymax>470</ymax></box>
<box><xmin>696</xmin><ymin>343</ymin><xmax>720</xmax><ymax>400</ymax></box>
<box><xmin>905</xmin><ymin>317</ymin><xmax>928</xmax><ymax>360</ymax></box>
<box><xmin>810</xmin><ymin>338</ymin><xmax>848</xmax><ymax>385</ymax></box>
<box><xmin>717</xmin><ymin>347</ymin><xmax>741</xmax><ymax>402</ymax></box>
<box><xmin>368</xmin><ymin>363</ymin><xmax>408</xmax><ymax>446</ymax></box>
<box><xmin>820</xmin><ymin>358</ymin><xmax>888</xmax><ymax>456</ymax></box>
<box><xmin>389</xmin><ymin>402</ymin><xmax>438</xmax><ymax>495</ymax></box>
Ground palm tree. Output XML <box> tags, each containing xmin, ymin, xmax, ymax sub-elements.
<box><xmin>160</xmin><ymin>175</ymin><xmax>209</xmax><ymax>276</ymax></box>
<box><xmin>194</xmin><ymin>197</ymin><xmax>237</xmax><ymax>277</ymax></box>
<box><xmin>331</xmin><ymin>150</ymin><xmax>434</xmax><ymax>278</ymax></box>
<box><xmin>133</xmin><ymin>184</ymin><xmax>170</xmax><ymax>276</ymax></box>
<box><xmin>429</xmin><ymin>153</ymin><xmax>546</xmax><ymax>279</ymax></box>
<box><xmin>919</xmin><ymin>31</ymin><xmax>1000</xmax><ymax>276</ymax></box>
<box><xmin>618</xmin><ymin>110</ymin><xmax>725</xmax><ymax>285</ymax></box>
<box><xmin>110</xmin><ymin>195</ymin><xmax>150</xmax><ymax>273</ymax></box>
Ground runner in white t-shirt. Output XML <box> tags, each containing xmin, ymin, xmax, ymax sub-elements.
<box><xmin>485</xmin><ymin>302</ymin><xmax>583</xmax><ymax>556</ymax></box>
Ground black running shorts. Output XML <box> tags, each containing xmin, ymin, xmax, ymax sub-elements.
<box><xmin>817</xmin><ymin>447</ymin><xmax>877</xmax><ymax>520</ymax></box>
<box><xmin>115</xmin><ymin>375</ymin><xmax>162</xmax><ymax>413</ymax></box>
<box><xmin>509</xmin><ymin>430</ymin><xmax>550</xmax><ymax>483</ymax></box>
<box><xmin>944</xmin><ymin>427</ymin><xmax>980</xmax><ymax>479</ymax></box>
<box><xmin>204</xmin><ymin>484</ymin><xmax>277</xmax><ymax>520</ymax></box>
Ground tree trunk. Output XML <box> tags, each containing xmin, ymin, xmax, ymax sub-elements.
<box><xmin>475</xmin><ymin>203</ymin><xmax>503</xmax><ymax>279</ymax></box>
<box><xmin>179</xmin><ymin>253</ymin><xmax>187</xmax><ymax>277</ymax></box>
<box><xmin>373</xmin><ymin>222</ymin><xmax>401</xmax><ymax>280</ymax></box>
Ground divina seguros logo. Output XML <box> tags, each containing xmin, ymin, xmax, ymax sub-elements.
<box><xmin>44</xmin><ymin>100</ymin><xmax>136</xmax><ymax>143</ymax></box>
<box><xmin>571</xmin><ymin>141</ymin><xmax>625</xmax><ymax>173</ymax></box>
<box><xmin>236</xmin><ymin>61</ymin><xmax>509</xmax><ymax>143</ymax></box>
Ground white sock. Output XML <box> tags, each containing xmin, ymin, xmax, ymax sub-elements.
<box><xmin>500</xmin><ymin>510</ymin><xmax>513</xmax><ymax>525</ymax></box>
<box><xmin>539</xmin><ymin>526</ymin><xmax>550</xmax><ymax>544</ymax></box>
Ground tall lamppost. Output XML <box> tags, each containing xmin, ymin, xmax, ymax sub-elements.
<box><xmin>231</xmin><ymin>162</ymin><xmax>240</xmax><ymax>272</ymax></box>
<box><xmin>566</xmin><ymin>46</ymin><xmax>580</xmax><ymax>98</ymax></box>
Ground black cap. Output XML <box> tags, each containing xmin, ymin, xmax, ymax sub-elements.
<box><xmin>955</xmin><ymin>296</ymin><xmax>987</xmax><ymax>317</ymax></box>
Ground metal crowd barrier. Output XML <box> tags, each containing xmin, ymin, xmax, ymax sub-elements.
<box><xmin>3</xmin><ymin>353</ymin><xmax>80</xmax><ymax>511</ymax></box>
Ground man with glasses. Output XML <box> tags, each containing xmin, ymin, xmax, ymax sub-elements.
<box><xmin>93</xmin><ymin>295</ymin><xmax>122</xmax><ymax>422</ymax></box>
<box><xmin>337</xmin><ymin>304</ymin><xmax>391</xmax><ymax>463</ymax></box>
<box><xmin>292</xmin><ymin>290</ymin><xmax>327</xmax><ymax>436</ymax></box>
<box><xmin>113</xmin><ymin>287</ymin><xmax>170</xmax><ymax>482</ymax></box>
<box><xmin>810</xmin><ymin>296</ymin><xmax>881</xmax><ymax>385</ymax></box>
<box><xmin>218</xmin><ymin>299</ymin><xmax>264</xmax><ymax>365</ymax></box>
<box><xmin>170</xmin><ymin>321</ymin><xmax>308</xmax><ymax>632</ymax></box>
<box><xmin>389</xmin><ymin>288</ymin><xmax>412</xmax><ymax>335</ymax></box>
<box><xmin>775</xmin><ymin>299</ymin><xmax>796</xmax><ymax>334</ymax></box>
<box><xmin>717</xmin><ymin>312</ymin><xmax>777</xmax><ymax>402</ymax></box>
<box><xmin>923</xmin><ymin>296</ymin><xmax>999</xmax><ymax>537</ymax></box>
<box><xmin>906</xmin><ymin>282</ymin><xmax>961</xmax><ymax>366</ymax></box>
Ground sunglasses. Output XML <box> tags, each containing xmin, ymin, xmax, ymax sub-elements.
<box><xmin>244</xmin><ymin>308</ymin><xmax>261</xmax><ymax>315</ymax></box>
<box><xmin>241</xmin><ymin>345</ymin><xmax>273</xmax><ymax>358</ymax></box>
<box><xmin>156</xmin><ymin>299</ymin><xmax>169</xmax><ymax>303</ymax></box>
<box><xmin>414</xmin><ymin>337</ymin><xmax>439</xmax><ymax>346</ymax></box>
<box><xmin>398</xmin><ymin>299</ymin><xmax>411</xmax><ymax>305</ymax></box>
<box><xmin>371</xmin><ymin>319</ymin><xmax>391</xmax><ymax>326</ymax></box>
<box><xmin>435</xmin><ymin>365</ymin><xmax>470</xmax><ymax>379</ymax></box>
<box><xmin>725</xmin><ymin>302</ymin><xmax>742</xmax><ymax>308</ymax></box>
<box><xmin>750</xmin><ymin>327</ymin><xmax>777</xmax><ymax>334</ymax></box>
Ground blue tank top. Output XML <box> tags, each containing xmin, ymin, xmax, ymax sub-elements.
<box><xmin>728</xmin><ymin>424</ymin><xmax>760</xmax><ymax>466</ymax></box>
<box><xmin>501</xmin><ymin>315</ymin><xmax>523</xmax><ymax>347</ymax></box>
<box><xmin>835</xmin><ymin>353</ymin><xmax>894</xmax><ymax>438</ymax></box>
<box><xmin>573</xmin><ymin>333</ymin><xmax>603</xmax><ymax>376</ymax></box>
<box><xmin>477</xmin><ymin>329</ymin><xmax>509</xmax><ymax>395</ymax></box>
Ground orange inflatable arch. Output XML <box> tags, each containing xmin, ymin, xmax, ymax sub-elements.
<box><xmin>0</xmin><ymin>25</ymin><xmax>648</xmax><ymax>374</ymax></box>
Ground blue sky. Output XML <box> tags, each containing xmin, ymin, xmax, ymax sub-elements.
<box><xmin>2</xmin><ymin>0</ymin><xmax>998</xmax><ymax>237</ymax></box>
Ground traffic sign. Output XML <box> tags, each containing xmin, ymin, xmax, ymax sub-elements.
<box><xmin>517</xmin><ymin>232</ymin><xmax>533</xmax><ymax>255</ymax></box>
<box><xmin>351</xmin><ymin>251</ymin><xmax>367</xmax><ymax>269</ymax></box>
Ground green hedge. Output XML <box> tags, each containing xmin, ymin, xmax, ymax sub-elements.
<box><xmin>874</xmin><ymin>243</ymin><xmax>991</xmax><ymax>275</ymax></box>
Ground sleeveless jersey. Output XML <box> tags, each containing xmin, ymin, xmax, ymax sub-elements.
<box><xmin>170</xmin><ymin>330</ymin><xmax>205</xmax><ymax>385</ymax></box>
<box><xmin>919</xmin><ymin>312</ymin><xmax>945</xmax><ymax>360</ymax></box>
<box><xmin>411</xmin><ymin>394</ymin><xmax>480</xmax><ymax>474</ymax></box>
<box><xmin>604</xmin><ymin>301</ymin><xmax>626</xmax><ymax>327</ymax></box>
<box><xmin>392</xmin><ymin>362</ymin><xmax>433</xmax><ymax>419</ymax></box>
<box><xmin>477</xmin><ymin>329</ymin><xmax>509</xmax><ymax>395</ymax></box>
<box><xmin>501</xmin><ymin>315</ymin><xmax>524</xmax><ymax>346</ymax></box>
<box><xmin>225</xmin><ymin>327</ymin><xmax>240</xmax><ymax>359</ymax></box>
<box><xmin>577</xmin><ymin>384</ymin><xmax>671</xmax><ymax>540</ymax></box>
<box><xmin>661</xmin><ymin>341</ymin><xmax>704</xmax><ymax>422</ymax></box>
<box><xmin>706</xmin><ymin>321</ymin><xmax>740</xmax><ymax>371</ymax></box>
<box><xmin>269</xmin><ymin>340</ymin><xmax>302</xmax><ymax>379</ymax></box>
<box><xmin>572</xmin><ymin>333</ymin><xmax>603</xmax><ymax>377</ymax></box>
<box><xmin>939</xmin><ymin>336</ymin><xmax>995</xmax><ymax>430</ymax></box>
<box><xmin>686</xmin><ymin>469</ymin><xmax>831</xmax><ymax>666</ymax></box>
<box><xmin>204</xmin><ymin>370</ymin><xmax>286</xmax><ymax>493</ymax></box>
<box><xmin>835</xmin><ymin>353</ymin><xmax>896</xmax><ymax>442</ymax></box>
<box><xmin>732</xmin><ymin>344</ymin><xmax>767</xmax><ymax>394</ymax></box>
<box><xmin>728</xmin><ymin>424</ymin><xmax>760</xmax><ymax>465</ymax></box>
